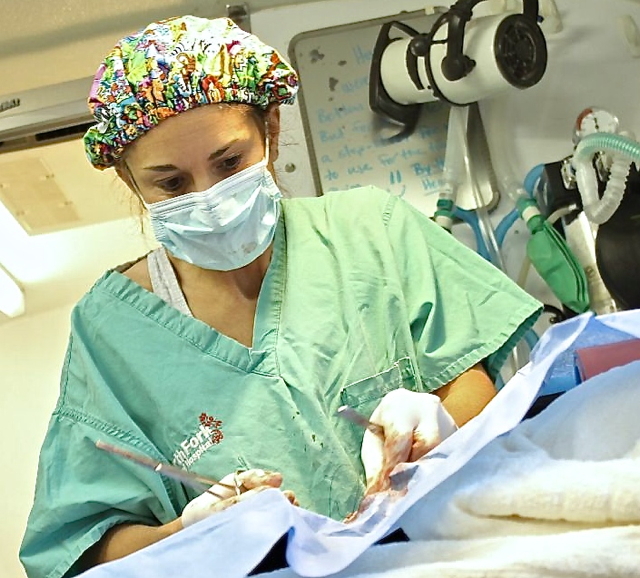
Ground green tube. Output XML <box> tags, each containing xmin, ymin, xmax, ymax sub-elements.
<box><xmin>574</xmin><ymin>132</ymin><xmax>640</xmax><ymax>162</ymax></box>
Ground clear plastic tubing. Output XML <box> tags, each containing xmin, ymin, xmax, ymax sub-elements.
<box><xmin>449</xmin><ymin>106</ymin><xmax>505</xmax><ymax>270</ymax></box>
<box><xmin>480</xmin><ymin>100</ymin><xmax>530</xmax><ymax>205</ymax></box>
<box><xmin>435</xmin><ymin>107</ymin><xmax>467</xmax><ymax>230</ymax></box>
<box><xmin>442</xmin><ymin>107</ymin><xmax>466</xmax><ymax>203</ymax></box>
<box><xmin>573</xmin><ymin>132</ymin><xmax>640</xmax><ymax>224</ymax></box>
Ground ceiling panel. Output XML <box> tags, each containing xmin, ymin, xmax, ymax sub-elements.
<box><xmin>0</xmin><ymin>0</ymin><xmax>325</xmax><ymax>93</ymax></box>
<box><xmin>0</xmin><ymin>0</ymin><xmax>326</xmax><ymax>56</ymax></box>
<box><xmin>0</xmin><ymin>0</ymin><xmax>324</xmax><ymax>95</ymax></box>
<box><xmin>0</xmin><ymin>141</ymin><xmax>134</xmax><ymax>234</ymax></box>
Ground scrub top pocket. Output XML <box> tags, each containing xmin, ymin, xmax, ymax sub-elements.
<box><xmin>340</xmin><ymin>357</ymin><xmax>420</xmax><ymax>421</ymax></box>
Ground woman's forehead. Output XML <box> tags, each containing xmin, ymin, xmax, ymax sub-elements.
<box><xmin>125</xmin><ymin>105</ymin><xmax>261</xmax><ymax>167</ymax></box>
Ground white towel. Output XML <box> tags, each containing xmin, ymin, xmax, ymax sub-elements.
<box><xmin>401</xmin><ymin>360</ymin><xmax>640</xmax><ymax>542</ymax></box>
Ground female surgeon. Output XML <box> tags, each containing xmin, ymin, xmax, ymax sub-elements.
<box><xmin>20</xmin><ymin>15</ymin><xmax>541</xmax><ymax>578</ymax></box>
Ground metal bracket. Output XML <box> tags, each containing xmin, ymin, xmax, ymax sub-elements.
<box><xmin>227</xmin><ymin>4</ymin><xmax>251</xmax><ymax>32</ymax></box>
<box><xmin>561</xmin><ymin>157</ymin><xmax>577</xmax><ymax>190</ymax></box>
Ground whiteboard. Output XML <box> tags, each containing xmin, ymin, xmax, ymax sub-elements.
<box><xmin>289</xmin><ymin>10</ymin><xmax>487</xmax><ymax>216</ymax></box>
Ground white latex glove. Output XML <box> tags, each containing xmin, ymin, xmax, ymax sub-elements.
<box><xmin>181</xmin><ymin>469</ymin><xmax>295</xmax><ymax>528</ymax></box>
<box><xmin>360</xmin><ymin>389</ymin><xmax>458</xmax><ymax>494</ymax></box>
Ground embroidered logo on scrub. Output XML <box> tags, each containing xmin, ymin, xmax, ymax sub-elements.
<box><xmin>172</xmin><ymin>413</ymin><xmax>224</xmax><ymax>468</ymax></box>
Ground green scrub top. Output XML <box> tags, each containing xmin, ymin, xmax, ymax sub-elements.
<box><xmin>20</xmin><ymin>187</ymin><xmax>541</xmax><ymax>578</ymax></box>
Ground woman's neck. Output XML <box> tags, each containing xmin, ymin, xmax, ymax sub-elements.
<box><xmin>167</xmin><ymin>245</ymin><xmax>273</xmax><ymax>300</ymax></box>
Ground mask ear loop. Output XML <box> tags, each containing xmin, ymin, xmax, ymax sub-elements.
<box><xmin>121</xmin><ymin>160</ymin><xmax>143</xmax><ymax>196</ymax></box>
<box><xmin>120</xmin><ymin>161</ymin><xmax>154</xmax><ymax>215</ymax></box>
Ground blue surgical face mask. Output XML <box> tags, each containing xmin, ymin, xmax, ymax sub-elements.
<box><xmin>145</xmin><ymin>152</ymin><xmax>282</xmax><ymax>271</ymax></box>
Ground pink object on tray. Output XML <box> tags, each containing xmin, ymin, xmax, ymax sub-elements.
<box><xmin>575</xmin><ymin>338</ymin><xmax>640</xmax><ymax>382</ymax></box>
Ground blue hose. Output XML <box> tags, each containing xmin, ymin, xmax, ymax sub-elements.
<box><xmin>453</xmin><ymin>163</ymin><xmax>545</xmax><ymax>261</ymax></box>
<box><xmin>495</xmin><ymin>209</ymin><xmax>519</xmax><ymax>248</ymax></box>
<box><xmin>495</xmin><ymin>164</ymin><xmax>546</xmax><ymax>248</ymax></box>
<box><xmin>524</xmin><ymin>164</ymin><xmax>545</xmax><ymax>198</ymax></box>
<box><xmin>452</xmin><ymin>207</ymin><xmax>492</xmax><ymax>262</ymax></box>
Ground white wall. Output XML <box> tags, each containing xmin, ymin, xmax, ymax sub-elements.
<box><xmin>0</xmin><ymin>303</ymin><xmax>75</xmax><ymax>578</ymax></box>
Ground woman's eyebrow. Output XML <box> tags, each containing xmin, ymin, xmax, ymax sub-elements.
<box><xmin>208</xmin><ymin>139</ymin><xmax>240</xmax><ymax>160</ymax></box>
<box><xmin>142</xmin><ymin>139</ymin><xmax>241</xmax><ymax>171</ymax></box>
<box><xmin>142</xmin><ymin>164</ymin><xmax>179</xmax><ymax>172</ymax></box>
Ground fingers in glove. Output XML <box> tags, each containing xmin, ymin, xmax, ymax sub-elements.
<box><xmin>407</xmin><ymin>433</ymin><xmax>439</xmax><ymax>462</ymax></box>
<box><xmin>365</xmin><ymin>430</ymin><xmax>413</xmax><ymax>495</ymax></box>
<box><xmin>205</xmin><ymin>483</ymin><xmax>295</xmax><ymax>513</ymax></box>
<box><xmin>410</xmin><ymin>402</ymin><xmax>458</xmax><ymax>461</ymax></box>
<box><xmin>408</xmin><ymin>415</ymin><xmax>445</xmax><ymax>462</ymax></box>
<box><xmin>362</xmin><ymin>390</ymin><xmax>459</xmax><ymax>494</ymax></box>
<box><xmin>361</xmin><ymin>422</ymin><xmax>412</xmax><ymax>489</ymax></box>
<box><xmin>182</xmin><ymin>471</ymin><xmax>291</xmax><ymax>527</ymax></box>
<box><xmin>205</xmin><ymin>472</ymin><xmax>241</xmax><ymax>502</ymax></box>
<box><xmin>236</xmin><ymin>469</ymin><xmax>282</xmax><ymax>491</ymax></box>
<box><xmin>282</xmin><ymin>489</ymin><xmax>299</xmax><ymax>506</ymax></box>
<box><xmin>206</xmin><ymin>486</ymin><xmax>272</xmax><ymax>514</ymax></box>
<box><xmin>382</xmin><ymin>430</ymin><xmax>413</xmax><ymax>479</ymax></box>
<box><xmin>361</xmin><ymin>427</ymin><xmax>385</xmax><ymax>487</ymax></box>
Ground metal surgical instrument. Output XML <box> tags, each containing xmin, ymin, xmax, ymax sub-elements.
<box><xmin>95</xmin><ymin>440</ymin><xmax>237</xmax><ymax>497</ymax></box>
<box><xmin>336</xmin><ymin>405</ymin><xmax>385</xmax><ymax>437</ymax></box>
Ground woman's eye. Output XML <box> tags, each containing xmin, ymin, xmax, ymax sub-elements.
<box><xmin>156</xmin><ymin>176</ymin><xmax>184</xmax><ymax>193</ymax></box>
<box><xmin>218</xmin><ymin>155</ymin><xmax>242</xmax><ymax>173</ymax></box>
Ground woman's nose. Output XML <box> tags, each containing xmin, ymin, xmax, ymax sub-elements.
<box><xmin>191</xmin><ymin>171</ymin><xmax>220</xmax><ymax>194</ymax></box>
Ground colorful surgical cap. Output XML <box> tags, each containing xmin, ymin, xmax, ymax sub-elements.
<box><xmin>83</xmin><ymin>15</ymin><xmax>299</xmax><ymax>169</ymax></box>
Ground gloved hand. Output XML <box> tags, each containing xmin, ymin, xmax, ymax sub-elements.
<box><xmin>360</xmin><ymin>389</ymin><xmax>458</xmax><ymax>494</ymax></box>
<box><xmin>181</xmin><ymin>469</ymin><xmax>297</xmax><ymax>528</ymax></box>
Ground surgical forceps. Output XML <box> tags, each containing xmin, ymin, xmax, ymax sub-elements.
<box><xmin>96</xmin><ymin>440</ymin><xmax>240</xmax><ymax>498</ymax></box>
<box><xmin>336</xmin><ymin>405</ymin><xmax>384</xmax><ymax>437</ymax></box>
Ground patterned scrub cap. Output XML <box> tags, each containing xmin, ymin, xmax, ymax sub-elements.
<box><xmin>84</xmin><ymin>15</ymin><xmax>299</xmax><ymax>169</ymax></box>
